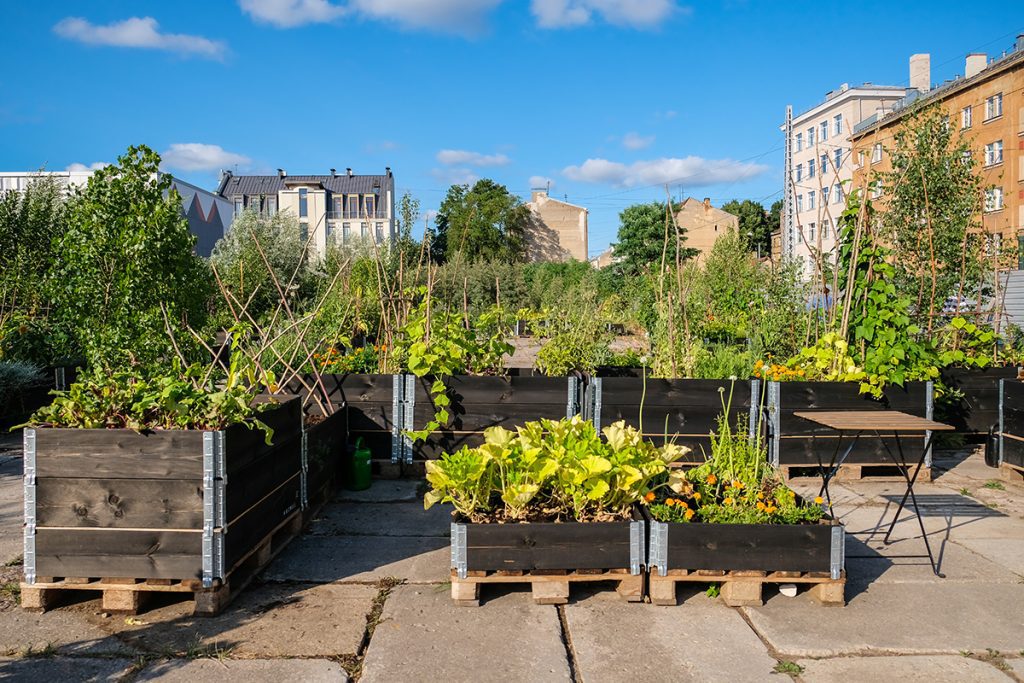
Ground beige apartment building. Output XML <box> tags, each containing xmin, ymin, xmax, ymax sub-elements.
<box><xmin>674</xmin><ymin>197</ymin><xmax>739</xmax><ymax>260</ymax></box>
<box><xmin>782</xmin><ymin>79</ymin><xmax>909</xmax><ymax>276</ymax></box>
<box><xmin>524</xmin><ymin>190</ymin><xmax>588</xmax><ymax>262</ymax></box>
<box><xmin>851</xmin><ymin>40</ymin><xmax>1024</xmax><ymax>257</ymax></box>
<box><xmin>216</xmin><ymin>168</ymin><xmax>396</xmax><ymax>255</ymax></box>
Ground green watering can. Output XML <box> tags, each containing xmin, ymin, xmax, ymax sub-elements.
<box><xmin>346</xmin><ymin>437</ymin><xmax>373</xmax><ymax>491</ymax></box>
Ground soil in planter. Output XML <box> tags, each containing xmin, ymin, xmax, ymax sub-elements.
<box><xmin>455</xmin><ymin>505</ymin><xmax>634</xmax><ymax>525</ymax></box>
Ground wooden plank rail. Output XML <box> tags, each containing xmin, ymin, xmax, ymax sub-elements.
<box><xmin>648</xmin><ymin>569</ymin><xmax>846</xmax><ymax>607</ymax></box>
<box><xmin>450</xmin><ymin>568</ymin><xmax>642</xmax><ymax>606</ymax></box>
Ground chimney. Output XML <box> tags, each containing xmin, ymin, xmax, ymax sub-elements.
<box><xmin>346</xmin><ymin>168</ymin><xmax>352</xmax><ymax>177</ymax></box>
<box><xmin>385</xmin><ymin>167</ymin><xmax>391</xmax><ymax>177</ymax></box>
<box><xmin>1017</xmin><ymin>34</ymin><xmax>1024</xmax><ymax>52</ymax></box>
<box><xmin>703</xmin><ymin>197</ymin><xmax>711</xmax><ymax>211</ymax></box>
<box><xmin>277</xmin><ymin>168</ymin><xmax>286</xmax><ymax>178</ymax></box>
<box><xmin>965</xmin><ymin>53</ymin><xmax>987</xmax><ymax>79</ymax></box>
<box><xmin>909</xmin><ymin>53</ymin><xmax>930</xmax><ymax>92</ymax></box>
<box><xmin>330</xmin><ymin>168</ymin><xmax>336</xmax><ymax>176</ymax></box>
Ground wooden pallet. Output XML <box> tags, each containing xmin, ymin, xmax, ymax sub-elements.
<box><xmin>781</xmin><ymin>463</ymin><xmax>932</xmax><ymax>483</ymax></box>
<box><xmin>1000</xmin><ymin>462</ymin><xmax>1024</xmax><ymax>483</ymax></box>
<box><xmin>21</xmin><ymin>511</ymin><xmax>302</xmax><ymax>617</ymax></box>
<box><xmin>648</xmin><ymin>569</ymin><xmax>845</xmax><ymax>607</ymax></box>
<box><xmin>450</xmin><ymin>568</ymin><xmax>643</xmax><ymax>606</ymax></box>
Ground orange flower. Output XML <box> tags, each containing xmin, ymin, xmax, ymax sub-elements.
<box><xmin>756</xmin><ymin>501</ymin><xmax>766</xmax><ymax>510</ymax></box>
<box><xmin>706</xmin><ymin>474</ymin><xmax>717</xmax><ymax>485</ymax></box>
<box><xmin>766</xmin><ymin>505</ymin><xmax>777</xmax><ymax>514</ymax></box>
<box><xmin>693</xmin><ymin>492</ymin><xmax>702</xmax><ymax>501</ymax></box>
<box><xmin>814</xmin><ymin>496</ymin><xmax>824</xmax><ymax>505</ymax></box>
<box><xmin>684</xmin><ymin>509</ymin><xmax>695</xmax><ymax>520</ymax></box>
<box><xmin>724</xmin><ymin>497</ymin><xmax>733</xmax><ymax>505</ymax></box>
<box><xmin>644</xmin><ymin>492</ymin><xmax>656</xmax><ymax>503</ymax></box>
<box><xmin>665</xmin><ymin>498</ymin><xmax>675</xmax><ymax>507</ymax></box>
<box><xmin>756</xmin><ymin>492</ymin><xmax>764</xmax><ymax>500</ymax></box>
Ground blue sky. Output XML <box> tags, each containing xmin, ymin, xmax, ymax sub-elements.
<box><xmin>4</xmin><ymin>1</ymin><xmax>1023</xmax><ymax>255</ymax></box>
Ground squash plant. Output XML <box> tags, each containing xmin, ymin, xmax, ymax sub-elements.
<box><xmin>424</xmin><ymin>416</ymin><xmax>689</xmax><ymax>522</ymax></box>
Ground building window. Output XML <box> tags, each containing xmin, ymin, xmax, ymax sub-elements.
<box><xmin>807</xmin><ymin>127</ymin><xmax>816</xmax><ymax>147</ymax></box>
<box><xmin>821</xmin><ymin>154</ymin><xmax>829</xmax><ymax>174</ymax></box>
<box><xmin>797</xmin><ymin>194</ymin><xmax>804</xmax><ymax>212</ymax></box>
<box><xmin>834</xmin><ymin>148</ymin><xmax>843</xmax><ymax>171</ymax></box>
<box><xmin>342</xmin><ymin>222</ymin><xmax>351</xmax><ymax>243</ymax></box>
<box><xmin>249</xmin><ymin>195</ymin><xmax>261</xmax><ymax>213</ymax></box>
<box><xmin>822</xmin><ymin>186</ymin><xmax>830</xmax><ymax>205</ymax></box>
<box><xmin>333</xmin><ymin>196</ymin><xmax>343</xmax><ymax>214</ymax></box>
<box><xmin>795</xmin><ymin>133</ymin><xmax>803</xmax><ymax>152</ymax></box>
<box><xmin>963</xmin><ymin>150</ymin><xmax>973</xmax><ymax>165</ymax></box>
<box><xmin>364</xmin><ymin>195</ymin><xmax>375</xmax><ymax>217</ymax></box>
<box><xmin>300</xmin><ymin>221</ymin><xmax>309</xmax><ymax>242</ymax></box>
<box><xmin>267</xmin><ymin>196</ymin><xmax>276</xmax><ymax>214</ymax></box>
<box><xmin>796</xmin><ymin>164</ymin><xmax>803</xmax><ymax>182</ymax></box>
<box><xmin>808</xmin><ymin>223</ymin><xmax>816</xmax><ymax>241</ymax></box>
<box><xmin>360</xmin><ymin>222</ymin><xmax>369</xmax><ymax>239</ymax></box>
<box><xmin>375</xmin><ymin>222</ymin><xmax>385</xmax><ymax>242</ymax></box>
<box><xmin>835</xmin><ymin>183</ymin><xmax>845</xmax><ymax>204</ymax></box>
<box><xmin>822</xmin><ymin>219</ymin><xmax>830</xmax><ymax>241</ymax></box>
<box><xmin>299</xmin><ymin>188</ymin><xmax>308</xmax><ymax>218</ymax></box>
<box><xmin>985</xmin><ymin>140</ymin><xmax>1003</xmax><ymax>166</ymax></box>
<box><xmin>984</xmin><ymin>187</ymin><xmax>1004</xmax><ymax>212</ymax></box>
<box><xmin>808</xmin><ymin>190</ymin><xmax>816</xmax><ymax>209</ymax></box>
<box><xmin>961</xmin><ymin>106</ymin><xmax>972</xmax><ymax>129</ymax></box>
<box><xmin>985</xmin><ymin>93</ymin><xmax>1003</xmax><ymax>120</ymax></box>
<box><xmin>233</xmin><ymin>197</ymin><xmax>243</xmax><ymax>217</ymax></box>
<box><xmin>820</xmin><ymin>121</ymin><xmax>828</xmax><ymax>141</ymax></box>
<box><xmin>833</xmin><ymin>114</ymin><xmax>843</xmax><ymax>136</ymax></box>
<box><xmin>940</xmin><ymin>115</ymin><xmax>950</xmax><ymax>132</ymax></box>
<box><xmin>871</xmin><ymin>143</ymin><xmax>883</xmax><ymax>163</ymax></box>
<box><xmin>325</xmin><ymin>221</ymin><xmax>333</xmax><ymax>243</ymax></box>
<box><xmin>808</xmin><ymin>159</ymin><xmax>815</xmax><ymax>178</ymax></box>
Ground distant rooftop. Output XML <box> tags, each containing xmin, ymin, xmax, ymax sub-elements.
<box><xmin>216</xmin><ymin>169</ymin><xmax>394</xmax><ymax>197</ymax></box>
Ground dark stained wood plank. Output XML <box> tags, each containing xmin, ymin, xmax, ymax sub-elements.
<box><xmin>36</xmin><ymin>478</ymin><xmax>203</xmax><ymax>529</ymax></box>
<box><xmin>225</xmin><ymin>477</ymin><xmax>301</xmax><ymax>570</ymax></box>
<box><xmin>35</xmin><ymin>528</ymin><xmax>203</xmax><ymax>580</ymax></box>
<box><xmin>793</xmin><ymin>410</ymin><xmax>952</xmax><ymax>431</ymax></box>
<box><xmin>665</xmin><ymin>522</ymin><xmax>834</xmax><ymax>573</ymax></box>
<box><xmin>34</xmin><ymin>429</ymin><xmax>205</xmax><ymax>479</ymax></box>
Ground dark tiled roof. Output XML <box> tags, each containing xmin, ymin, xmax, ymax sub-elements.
<box><xmin>217</xmin><ymin>174</ymin><xmax>393</xmax><ymax>197</ymax></box>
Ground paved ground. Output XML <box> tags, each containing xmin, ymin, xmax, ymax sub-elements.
<box><xmin>0</xmin><ymin>438</ymin><xmax>1021</xmax><ymax>682</ymax></box>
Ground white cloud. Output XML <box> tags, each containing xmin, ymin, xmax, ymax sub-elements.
<box><xmin>239</xmin><ymin>0</ymin><xmax>503</xmax><ymax>33</ymax></box>
<box><xmin>65</xmin><ymin>162</ymin><xmax>108</xmax><ymax>173</ymax></box>
<box><xmin>430</xmin><ymin>167</ymin><xmax>479</xmax><ymax>185</ymax></box>
<box><xmin>531</xmin><ymin>0</ymin><xmax>683</xmax><ymax>29</ymax></box>
<box><xmin>436</xmin><ymin>149</ymin><xmax>511</xmax><ymax>167</ymax></box>
<box><xmin>529</xmin><ymin>175</ymin><xmax>555</xmax><ymax>189</ymax></box>
<box><xmin>53</xmin><ymin>17</ymin><xmax>226</xmax><ymax>60</ymax></box>
<box><xmin>622</xmin><ymin>132</ymin><xmax>655</xmax><ymax>150</ymax></box>
<box><xmin>160</xmin><ymin>143</ymin><xmax>251</xmax><ymax>172</ymax></box>
<box><xmin>562</xmin><ymin>156</ymin><xmax>768</xmax><ymax>188</ymax></box>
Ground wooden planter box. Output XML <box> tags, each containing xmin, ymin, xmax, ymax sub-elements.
<box><xmin>645</xmin><ymin>509</ymin><xmax>845</xmax><ymax>606</ymax></box>
<box><xmin>769</xmin><ymin>381</ymin><xmax>933</xmax><ymax>476</ymax></box>
<box><xmin>409</xmin><ymin>371</ymin><xmax>581</xmax><ymax>462</ymax></box>
<box><xmin>998</xmin><ymin>379</ymin><xmax>1024</xmax><ymax>480</ymax></box>
<box><xmin>302</xmin><ymin>406</ymin><xmax>346</xmax><ymax>520</ymax></box>
<box><xmin>449</xmin><ymin>511</ymin><xmax>643</xmax><ymax>606</ymax></box>
<box><xmin>586</xmin><ymin>377</ymin><xmax>757</xmax><ymax>463</ymax></box>
<box><xmin>22</xmin><ymin>397</ymin><xmax>303</xmax><ymax>614</ymax></box>
<box><xmin>939</xmin><ymin>366</ymin><xmax>1019</xmax><ymax>434</ymax></box>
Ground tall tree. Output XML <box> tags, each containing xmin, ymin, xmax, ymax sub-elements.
<box><xmin>613</xmin><ymin>201</ymin><xmax>697</xmax><ymax>277</ymax></box>
<box><xmin>433</xmin><ymin>179</ymin><xmax>529</xmax><ymax>263</ymax></box>
<box><xmin>879</xmin><ymin>104</ymin><xmax>984</xmax><ymax>328</ymax></box>
<box><xmin>50</xmin><ymin>145</ymin><xmax>212</xmax><ymax>367</ymax></box>
<box><xmin>721</xmin><ymin>199</ymin><xmax>771</xmax><ymax>255</ymax></box>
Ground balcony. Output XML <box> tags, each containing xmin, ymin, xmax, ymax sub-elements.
<box><xmin>327</xmin><ymin>210</ymin><xmax>390</xmax><ymax>220</ymax></box>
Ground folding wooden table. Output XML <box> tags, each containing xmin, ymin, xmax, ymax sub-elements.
<box><xmin>793</xmin><ymin>410</ymin><xmax>954</xmax><ymax>577</ymax></box>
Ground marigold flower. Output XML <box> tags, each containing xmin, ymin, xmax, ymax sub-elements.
<box><xmin>757</xmin><ymin>492</ymin><xmax>764</xmax><ymax>500</ymax></box>
<box><xmin>724</xmin><ymin>497</ymin><xmax>733</xmax><ymax>505</ymax></box>
<box><xmin>693</xmin><ymin>492</ymin><xmax>701</xmax><ymax>501</ymax></box>
<box><xmin>766</xmin><ymin>505</ymin><xmax>777</xmax><ymax>514</ymax></box>
<box><xmin>756</xmin><ymin>501</ymin><xmax>766</xmax><ymax>510</ymax></box>
<box><xmin>814</xmin><ymin>496</ymin><xmax>824</xmax><ymax>505</ymax></box>
<box><xmin>706</xmin><ymin>474</ymin><xmax>717</xmax><ymax>485</ymax></box>
<box><xmin>644</xmin><ymin>491</ymin><xmax>656</xmax><ymax>503</ymax></box>
<box><xmin>665</xmin><ymin>498</ymin><xmax>675</xmax><ymax>507</ymax></box>
<box><xmin>684</xmin><ymin>509</ymin><xmax>695</xmax><ymax>520</ymax></box>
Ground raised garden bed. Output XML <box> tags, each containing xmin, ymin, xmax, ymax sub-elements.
<box><xmin>449</xmin><ymin>511</ymin><xmax>644</xmax><ymax>606</ymax></box>
<box><xmin>21</xmin><ymin>396</ymin><xmax>303</xmax><ymax>615</ymax></box>
<box><xmin>302</xmin><ymin>405</ymin><xmax>347</xmax><ymax>521</ymax></box>
<box><xmin>644</xmin><ymin>508</ymin><xmax>845</xmax><ymax>606</ymax></box>
<box><xmin>768</xmin><ymin>380</ymin><xmax>933</xmax><ymax>480</ymax></box>
<box><xmin>586</xmin><ymin>377</ymin><xmax>756</xmax><ymax>463</ymax></box>
<box><xmin>998</xmin><ymin>378</ymin><xmax>1024</xmax><ymax>482</ymax></box>
<box><xmin>939</xmin><ymin>366</ymin><xmax>1020</xmax><ymax>435</ymax></box>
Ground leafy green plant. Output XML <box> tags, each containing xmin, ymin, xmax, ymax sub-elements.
<box><xmin>936</xmin><ymin>317</ymin><xmax>997</xmax><ymax>369</ymax></box>
<box><xmin>534</xmin><ymin>299</ymin><xmax>615</xmax><ymax>376</ymax></box>
<box><xmin>424</xmin><ymin>416</ymin><xmax>689</xmax><ymax>522</ymax></box>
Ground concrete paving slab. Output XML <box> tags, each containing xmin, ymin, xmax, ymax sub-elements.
<box><xmin>336</xmin><ymin>480</ymin><xmax>420</xmax><ymax>503</ymax></box>
<box><xmin>265</xmin><ymin>535</ymin><xmax>449</xmax><ymax>584</ymax></box>
<box><xmin>361</xmin><ymin>584</ymin><xmax>570</xmax><ymax>683</ymax></box>
<box><xmin>94</xmin><ymin>582</ymin><xmax>375</xmax><ymax>658</ymax></box>
<box><xmin>797</xmin><ymin>654</ymin><xmax>1010</xmax><ymax>682</ymax></box>
<box><xmin>309</xmin><ymin>502</ymin><xmax>452</xmax><ymax>537</ymax></box>
<box><xmin>135</xmin><ymin>657</ymin><xmax>348</xmax><ymax>682</ymax></box>
<box><xmin>1006</xmin><ymin>657</ymin><xmax>1024</xmax><ymax>679</ymax></box>
<box><xmin>950</xmin><ymin>537</ymin><xmax>1024</xmax><ymax>577</ymax></box>
<box><xmin>743</xmin><ymin>582</ymin><xmax>1024</xmax><ymax>656</ymax></box>
<box><xmin>0</xmin><ymin>656</ymin><xmax>134</xmax><ymax>681</ymax></box>
<box><xmin>0</xmin><ymin>606</ymin><xmax>138</xmax><ymax>657</ymax></box>
<box><xmin>565</xmin><ymin>589</ymin><xmax>778</xmax><ymax>683</ymax></box>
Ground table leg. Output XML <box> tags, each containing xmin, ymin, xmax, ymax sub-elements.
<box><xmin>817</xmin><ymin>431</ymin><xmax>860</xmax><ymax>510</ymax></box>
<box><xmin>877</xmin><ymin>430</ymin><xmax>944</xmax><ymax>578</ymax></box>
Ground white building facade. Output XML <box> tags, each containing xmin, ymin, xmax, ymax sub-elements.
<box><xmin>781</xmin><ymin>77</ymin><xmax>912</xmax><ymax>277</ymax></box>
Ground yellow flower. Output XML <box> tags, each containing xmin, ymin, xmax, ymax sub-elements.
<box><xmin>756</xmin><ymin>501</ymin><xmax>766</xmax><ymax>510</ymax></box>
<box><xmin>766</xmin><ymin>505</ymin><xmax>777</xmax><ymax>514</ymax></box>
<box><xmin>757</xmin><ymin>492</ymin><xmax>764</xmax><ymax>500</ymax></box>
<box><xmin>814</xmin><ymin>496</ymin><xmax>824</xmax><ymax>505</ymax></box>
<box><xmin>684</xmin><ymin>509</ymin><xmax>695</xmax><ymax>520</ymax></box>
<box><xmin>724</xmin><ymin>497</ymin><xmax>733</xmax><ymax>505</ymax></box>
<box><xmin>665</xmin><ymin>498</ymin><xmax>675</xmax><ymax>507</ymax></box>
<box><xmin>706</xmin><ymin>474</ymin><xmax>717</xmax><ymax>485</ymax></box>
<box><xmin>693</xmin><ymin>492</ymin><xmax>702</xmax><ymax>501</ymax></box>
